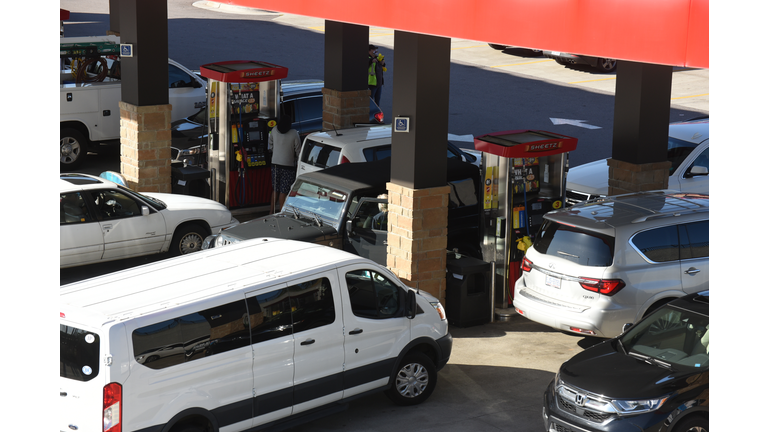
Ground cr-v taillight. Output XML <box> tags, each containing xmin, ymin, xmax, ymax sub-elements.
<box><xmin>578</xmin><ymin>277</ymin><xmax>625</xmax><ymax>296</ymax></box>
<box><xmin>103</xmin><ymin>382</ymin><xmax>122</xmax><ymax>432</ymax></box>
<box><xmin>521</xmin><ymin>257</ymin><xmax>533</xmax><ymax>272</ymax></box>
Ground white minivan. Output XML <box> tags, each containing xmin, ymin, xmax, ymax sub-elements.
<box><xmin>60</xmin><ymin>238</ymin><xmax>452</xmax><ymax>432</ymax></box>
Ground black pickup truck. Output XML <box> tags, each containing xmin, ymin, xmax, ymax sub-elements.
<box><xmin>202</xmin><ymin>158</ymin><xmax>482</xmax><ymax>265</ymax></box>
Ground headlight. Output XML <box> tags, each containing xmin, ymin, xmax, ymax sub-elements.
<box><xmin>612</xmin><ymin>397</ymin><xmax>669</xmax><ymax>414</ymax></box>
<box><xmin>202</xmin><ymin>235</ymin><xmax>217</xmax><ymax>249</ymax></box>
<box><xmin>430</xmin><ymin>301</ymin><xmax>447</xmax><ymax>321</ymax></box>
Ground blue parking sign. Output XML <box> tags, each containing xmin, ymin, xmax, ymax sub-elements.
<box><xmin>120</xmin><ymin>44</ymin><xmax>133</xmax><ymax>57</ymax></box>
<box><xmin>394</xmin><ymin>117</ymin><xmax>409</xmax><ymax>133</ymax></box>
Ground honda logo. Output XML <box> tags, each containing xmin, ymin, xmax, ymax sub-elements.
<box><xmin>575</xmin><ymin>393</ymin><xmax>586</xmax><ymax>406</ymax></box>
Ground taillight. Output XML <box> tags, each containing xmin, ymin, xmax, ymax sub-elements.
<box><xmin>578</xmin><ymin>277</ymin><xmax>625</xmax><ymax>296</ymax></box>
<box><xmin>340</xmin><ymin>155</ymin><xmax>351</xmax><ymax>164</ymax></box>
<box><xmin>521</xmin><ymin>257</ymin><xmax>533</xmax><ymax>272</ymax></box>
<box><xmin>103</xmin><ymin>382</ymin><xmax>122</xmax><ymax>432</ymax></box>
<box><xmin>374</xmin><ymin>112</ymin><xmax>384</xmax><ymax>123</ymax></box>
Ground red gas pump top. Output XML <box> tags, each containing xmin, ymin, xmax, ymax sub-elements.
<box><xmin>200</xmin><ymin>60</ymin><xmax>289</xmax><ymax>83</ymax></box>
<box><xmin>474</xmin><ymin>130</ymin><xmax>577</xmax><ymax>158</ymax></box>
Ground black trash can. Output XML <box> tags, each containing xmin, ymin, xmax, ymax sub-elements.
<box><xmin>445</xmin><ymin>254</ymin><xmax>491</xmax><ymax>327</ymax></box>
<box><xmin>171</xmin><ymin>163</ymin><xmax>211</xmax><ymax>198</ymax></box>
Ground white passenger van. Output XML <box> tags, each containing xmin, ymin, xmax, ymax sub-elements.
<box><xmin>60</xmin><ymin>238</ymin><xmax>452</xmax><ymax>432</ymax></box>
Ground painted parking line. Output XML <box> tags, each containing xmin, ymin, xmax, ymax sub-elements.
<box><xmin>671</xmin><ymin>93</ymin><xmax>709</xmax><ymax>100</ymax></box>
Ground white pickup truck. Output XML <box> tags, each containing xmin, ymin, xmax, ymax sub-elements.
<box><xmin>60</xmin><ymin>35</ymin><xmax>207</xmax><ymax>169</ymax></box>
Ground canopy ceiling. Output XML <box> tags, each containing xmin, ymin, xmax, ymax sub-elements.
<box><xmin>225</xmin><ymin>0</ymin><xmax>708</xmax><ymax>68</ymax></box>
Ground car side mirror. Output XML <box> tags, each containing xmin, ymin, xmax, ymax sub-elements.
<box><xmin>406</xmin><ymin>290</ymin><xmax>417</xmax><ymax>319</ymax></box>
<box><xmin>142</xmin><ymin>206</ymin><xmax>150</xmax><ymax>216</ymax></box>
<box><xmin>345</xmin><ymin>220</ymin><xmax>354</xmax><ymax>236</ymax></box>
<box><xmin>621</xmin><ymin>322</ymin><xmax>634</xmax><ymax>333</ymax></box>
<box><xmin>685</xmin><ymin>165</ymin><xmax>708</xmax><ymax>178</ymax></box>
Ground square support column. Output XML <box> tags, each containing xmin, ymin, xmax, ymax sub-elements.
<box><xmin>607</xmin><ymin>158</ymin><xmax>671</xmax><ymax>196</ymax></box>
<box><xmin>119</xmin><ymin>101</ymin><xmax>172</xmax><ymax>192</ymax></box>
<box><xmin>386</xmin><ymin>182</ymin><xmax>451</xmax><ymax>305</ymax></box>
<box><xmin>322</xmin><ymin>88</ymin><xmax>372</xmax><ymax>130</ymax></box>
<box><xmin>323</xmin><ymin>21</ymin><xmax>371</xmax><ymax>130</ymax></box>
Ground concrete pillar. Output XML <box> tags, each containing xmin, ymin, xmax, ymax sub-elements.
<box><xmin>323</xmin><ymin>21</ymin><xmax>371</xmax><ymax>130</ymax></box>
<box><xmin>609</xmin><ymin>61</ymin><xmax>673</xmax><ymax>195</ymax></box>
<box><xmin>119</xmin><ymin>102</ymin><xmax>172</xmax><ymax>193</ymax></box>
<box><xmin>386</xmin><ymin>182</ymin><xmax>451</xmax><ymax>304</ymax></box>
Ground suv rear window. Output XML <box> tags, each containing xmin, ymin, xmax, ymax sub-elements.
<box><xmin>533</xmin><ymin>220</ymin><xmax>614</xmax><ymax>266</ymax></box>
<box><xmin>60</xmin><ymin>325</ymin><xmax>100</xmax><ymax>382</ymax></box>
<box><xmin>301</xmin><ymin>139</ymin><xmax>341</xmax><ymax>170</ymax></box>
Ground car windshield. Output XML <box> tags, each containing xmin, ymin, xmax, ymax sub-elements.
<box><xmin>119</xmin><ymin>185</ymin><xmax>167</xmax><ymax>210</ymax></box>
<box><xmin>619</xmin><ymin>304</ymin><xmax>709</xmax><ymax>372</ymax></box>
<box><xmin>284</xmin><ymin>179</ymin><xmax>348</xmax><ymax>225</ymax></box>
<box><xmin>667</xmin><ymin>136</ymin><xmax>701</xmax><ymax>174</ymax></box>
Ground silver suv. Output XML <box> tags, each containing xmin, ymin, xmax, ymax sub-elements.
<box><xmin>512</xmin><ymin>191</ymin><xmax>709</xmax><ymax>338</ymax></box>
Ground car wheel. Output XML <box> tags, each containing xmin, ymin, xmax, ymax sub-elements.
<box><xmin>672</xmin><ymin>416</ymin><xmax>708</xmax><ymax>432</ymax></box>
<box><xmin>171</xmin><ymin>223</ymin><xmax>207</xmax><ymax>256</ymax></box>
<box><xmin>595</xmin><ymin>58</ymin><xmax>617</xmax><ymax>73</ymax></box>
<box><xmin>385</xmin><ymin>352</ymin><xmax>437</xmax><ymax>406</ymax></box>
<box><xmin>61</xmin><ymin>128</ymin><xmax>88</xmax><ymax>170</ymax></box>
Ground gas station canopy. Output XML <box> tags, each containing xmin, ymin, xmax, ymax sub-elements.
<box><xmin>224</xmin><ymin>0</ymin><xmax>708</xmax><ymax>68</ymax></box>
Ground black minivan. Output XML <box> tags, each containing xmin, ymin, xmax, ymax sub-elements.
<box><xmin>543</xmin><ymin>291</ymin><xmax>709</xmax><ymax>432</ymax></box>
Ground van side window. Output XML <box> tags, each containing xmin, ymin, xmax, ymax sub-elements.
<box><xmin>289</xmin><ymin>278</ymin><xmax>336</xmax><ymax>333</ymax></box>
<box><xmin>345</xmin><ymin>270</ymin><xmax>401</xmax><ymax>319</ymax></box>
<box><xmin>132</xmin><ymin>300</ymin><xmax>250</xmax><ymax>369</ymax></box>
<box><xmin>246</xmin><ymin>288</ymin><xmax>293</xmax><ymax>344</ymax></box>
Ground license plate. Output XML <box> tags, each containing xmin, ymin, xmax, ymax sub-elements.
<box><xmin>545</xmin><ymin>274</ymin><xmax>561</xmax><ymax>289</ymax></box>
<box><xmin>550</xmin><ymin>51</ymin><xmax>561</xmax><ymax>56</ymax></box>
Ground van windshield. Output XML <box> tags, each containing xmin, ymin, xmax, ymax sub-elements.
<box><xmin>60</xmin><ymin>324</ymin><xmax>100</xmax><ymax>382</ymax></box>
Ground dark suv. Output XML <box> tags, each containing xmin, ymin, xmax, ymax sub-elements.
<box><xmin>171</xmin><ymin>80</ymin><xmax>384</xmax><ymax>165</ymax></box>
<box><xmin>543</xmin><ymin>291</ymin><xmax>709</xmax><ymax>432</ymax></box>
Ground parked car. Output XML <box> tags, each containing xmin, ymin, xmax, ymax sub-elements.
<box><xmin>297</xmin><ymin>124</ymin><xmax>480</xmax><ymax>177</ymax></box>
<box><xmin>487</xmin><ymin>44</ymin><xmax>542</xmax><ymax>55</ymax></box>
<box><xmin>60</xmin><ymin>237</ymin><xmax>451</xmax><ymax>432</ymax></box>
<box><xmin>543</xmin><ymin>50</ymin><xmax>618</xmax><ymax>73</ymax></box>
<box><xmin>513</xmin><ymin>190</ymin><xmax>709</xmax><ymax>338</ymax></box>
<box><xmin>203</xmin><ymin>157</ymin><xmax>483</xmax><ymax>263</ymax></box>
<box><xmin>60</xmin><ymin>172</ymin><xmax>238</xmax><ymax>268</ymax></box>
<box><xmin>566</xmin><ymin>118</ymin><xmax>709</xmax><ymax>205</ymax></box>
<box><xmin>543</xmin><ymin>291</ymin><xmax>709</xmax><ymax>432</ymax></box>
<box><xmin>170</xmin><ymin>80</ymin><xmax>385</xmax><ymax>167</ymax></box>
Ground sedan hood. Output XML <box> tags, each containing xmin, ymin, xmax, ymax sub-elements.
<box><xmin>144</xmin><ymin>192</ymin><xmax>235</xmax><ymax>229</ymax></box>
<box><xmin>222</xmin><ymin>213</ymin><xmax>339</xmax><ymax>243</ymax></box>
<box><xmin>144</xmin><ymin>192</ymin><xmax>229</xmax><ymax>212</ymax></box>
<box><xmin>565</xmin><ymin>159</ymin><xmax>609</xmax><ymax>196</ymax></box>
<box><xmin>560</xmin><ymin>341</ymin><xmax>702</xmax><ymax>400</ymax></box>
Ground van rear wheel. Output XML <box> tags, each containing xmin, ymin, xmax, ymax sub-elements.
<box><xmin>385</xmin><ymin>352</ymin><xmax>437</xmax><ymax>406</ymax></box>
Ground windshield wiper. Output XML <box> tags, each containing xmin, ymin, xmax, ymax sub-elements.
<box><xmin>285</xmin><ymin>204</ymin><xmax>301</xmax><ymax>219</ymax></box>
<box><xmin>628</xmin><ymin>351</ymin><xmax>673</xmax><ymax>371</ymax></box>
<box><xmin>309</xmin><ymin>212</ymin><xmax>323</xmax><ymax>227</ymax></box>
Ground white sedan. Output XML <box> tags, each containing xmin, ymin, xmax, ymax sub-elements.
<box><xmin>60</xmin><ymin>173</ymin><xmax>238</xmax><ymax>268</ymax></box>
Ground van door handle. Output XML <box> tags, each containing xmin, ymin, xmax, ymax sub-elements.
<box><xmin>349</xmin><ymin>328</ymin><xmax>363</xmax><ymax>335</ymax></box>
<box><xmin>300</xmin><ymin>338</ymin><xmax>315</xmax><ymax>346</ymax></box>
<box><xmin>684</xmin><ymin>267</ymin><xmax>701</xmax><ymax>275</ymax></box>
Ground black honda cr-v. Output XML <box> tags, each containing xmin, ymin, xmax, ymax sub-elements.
<box><xmin>543</xmin><ymin>291</ymin><xmax>709</xmax><ymax>432</ymax></box>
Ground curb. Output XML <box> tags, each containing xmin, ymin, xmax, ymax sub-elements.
<box><xmin>191</xmin><ymin>1</ymin><xmax>282</xmax><ymax>16</ymax></box>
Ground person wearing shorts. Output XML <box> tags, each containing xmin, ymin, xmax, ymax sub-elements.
<box><xmin>268</xmin><ymin>116</ymin><xmax>301</xmax><ymax>213</ymax></box>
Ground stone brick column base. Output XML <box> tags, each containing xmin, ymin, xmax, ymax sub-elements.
<box><xmin>386</xmin><ymin>182</ymin><xmax>451</xmax><ymax>305</ymax></box>
<box><xmin>607</xmin><ymin>158</ymin><xmax>672</xmax><ymax>196</ymax></box>
<box><xmin>119</xmin><ymin>101</ymin><xmax>172</xmax><ymax>193</ymax></box>
<box><xmin>322</xmin><ymin>88</ymin><xmax>373</xmax><ymax>131</ymax></box>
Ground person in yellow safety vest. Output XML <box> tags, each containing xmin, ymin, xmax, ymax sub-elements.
<box><xmin>368</xmin><ymin>44</ymin><xmax>386</xmax><ymax>106</ymax></box>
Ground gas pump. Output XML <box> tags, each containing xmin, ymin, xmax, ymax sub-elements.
<box><xmin>473</xmin><ymin>130</ymin><xmax>578</xmax><ymax>320</ymax></box>
<box><xmin>200</xmin><ymin>61</ymin><xmax>289</xmax><ymax>208</ymax></box>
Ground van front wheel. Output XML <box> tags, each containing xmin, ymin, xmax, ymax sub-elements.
<box><xmin>385</xmin><ymin>352</ymin><xmax>437</xmax><ymax>406</ymax></box>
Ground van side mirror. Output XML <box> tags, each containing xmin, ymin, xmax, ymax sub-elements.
<box><xmin>406</xmin><ymin>290</ymin><xmax>417</xmax><ymax>319</ymax></box>
<box><xmin>142</xmin><ymin>206</ymin><xmax>150</xmax><ymax>216</ymax></box>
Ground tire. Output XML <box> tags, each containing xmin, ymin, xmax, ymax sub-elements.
<box><xmin>385</xmin><ymin>352</ymin><xmax>437</xmax><ymax>406</ymax></box>
<box><xmin>595</xmin><ymin>58</ymin><xmax>617</xmax><ymax>73</ymax></box>
<box><xmin>170</xmin><ymin>223</ymin><xmax>207</xmax><ymax>256</ymax></box>
<box><xmin>672</xmin><ymin>416</ymin><xmax>708</xmax><ymax>432</ymax></box>
<box><xmin>60</xmin><ymin>128</ymin><xmax>89</xmax><ymax>170</ymax></box>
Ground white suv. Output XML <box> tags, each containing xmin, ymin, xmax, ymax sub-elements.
<box><xmin>565</xmin><ymin>118</ymin><xmax>709</xmax><ymax>205</ymax></box>
<box><xmin>513</xmin><ymin>190</ymin><xmax>709</xmax><ymax>338</ymax></box>
<box><xmin>297</xmin><ymin>125</ymin><xmax>480</xmax><ymax>177</ymax></box>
